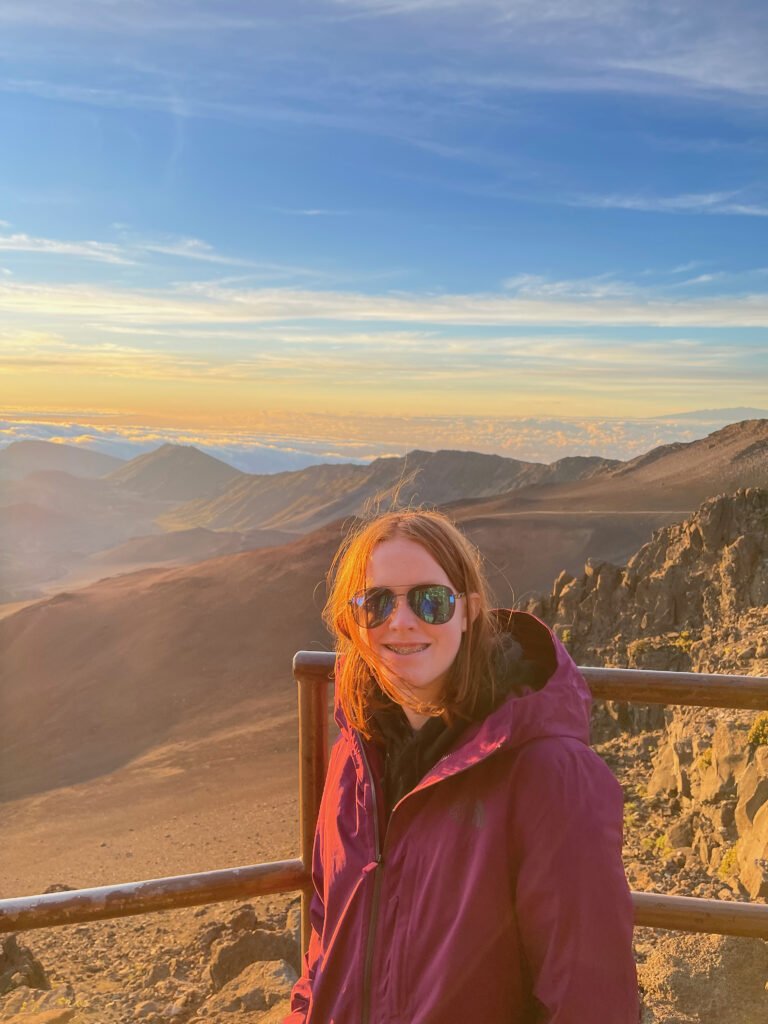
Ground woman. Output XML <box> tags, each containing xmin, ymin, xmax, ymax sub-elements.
<box><xmin>286</xmin><ymin>509</ymin><xmax>638</xmax><ymax>1023</ymax></box>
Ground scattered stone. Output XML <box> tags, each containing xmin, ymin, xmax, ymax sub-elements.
<box><xmin>208</xmin><ymin>929</ymin><xmax>298</xmax><ymax>992</ymax></box>
<box><xmin>207</xmin><ymin>959</ymin><xmax>297</xmax><ymax>1014</ymax></box>
<box><xmin>665</xmin><ymin>817</ymin><xmax>694</xmax><ymax>849</ymax></box>
<box><xmin>4</xmin><ymin>1010</ymin><xmax>76</xmax><ymax>1024</ymax></box>
<box><xmin>143</xmin><ymin>962</ymin><xmax>170</xmax><ymax>987</ymax></box>
<box><xmin>196</xmin><ymin>922</ymin><xmax>226</xmax><ymax>954</ymax></box>
<box><xmin>229</xmin><ymin>903</ymin><xmax>258</xmax><ymax>932</ymax></box>
<box><xmin>134</xmin><ymin>998</ymin><xmax>162</xmax><ymax>1018</ymax></box>
<box><xmin>0</xmin><ymin>935</ymin><xmax>49</xmax><ymax>995</ymax></box>
<box><xmin>638</xmin><ymin>932</ymin><xmax>768</xmax><ymax>1024</ymax></box>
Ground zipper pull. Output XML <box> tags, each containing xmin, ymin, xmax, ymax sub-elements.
<box><xmin>362</xmin><ymin>856</ymin><xmax>382</xmax><ymax>875</ymax></box>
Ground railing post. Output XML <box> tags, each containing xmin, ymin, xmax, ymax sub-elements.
<box><xmin>294</xmin><ymin>652</ymin><xmax>334</xmax><ymax>957</ymax></box>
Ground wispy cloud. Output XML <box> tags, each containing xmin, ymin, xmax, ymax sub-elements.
<box><xmin>0</xmin><ymin>232</ymin><xmax>134</xmax><ymax>265</ymax></box>
<box><xmin>0</xmin><ymin>229</ymin><xmax>343</xmax><ymax>281</ymax></box>
<box><xmin>0</xmin><ymin>2</ymin><xmax>283</xmax><ymax>33</ymax></box>
<box><xmin>502</xmin><ymin>272</ymin><xmax>633</xmax><ymax>299</ymax></box>
<box><xmin>572</xmin><ymin>191</ymin><xmax>768</xmax><ymax>216</ymax></box>
<box><xmin>136</xmin><ymin>237</ymin><xmax>253</xmax><ymax>264</ymax></box>
<box><xmin>268</xmin><ymin>206</ymin><xmax>352</xmax><ymax>216</ymax></box>
<box><xmin>670</xmin><ymin>261</ymin><xmax>704</xmax><ymax>274</ymax></box>
<box><xmin>2</xmin><ymin>278</ymin><xmax>768</xmax><ymax>329</ymax></box>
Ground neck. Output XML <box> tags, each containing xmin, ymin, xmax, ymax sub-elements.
<box><xmin>402</xmin><ymin>706</ymin><xmax>432</xmax><ymax>731</ymax></box>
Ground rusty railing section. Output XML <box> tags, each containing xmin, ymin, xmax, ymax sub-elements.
<box><xmin>0</xmin><ymin>652</ymin><xmax>766</xmax><ymax>948</ymax></box>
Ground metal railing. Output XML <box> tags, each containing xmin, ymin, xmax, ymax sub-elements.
<box><xmin>2</xmin><ymin>653</ymin><xmax>768</xmax><ymax>952</ymax></box>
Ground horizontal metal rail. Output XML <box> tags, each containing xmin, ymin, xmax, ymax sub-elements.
<box><xmin>584</xmin><ymin>664</ymin><xmax>768</xmax><ymax>709</ymax></box>
<box><xmin>0</xmin><ymin>860</ymin><xmax>308</xmax><ymax>933</ymax></box>
<box><xmin>632</xmin><ymin>891</ymin><xmax>768</xmax><ymax>939</ymax></box>
<box><xmin>1</xmin><ymin>653</ymin><xmax>767</xmax><ymax>945</ymax></box>
<box><xmin>292</xmin><ymin>653</ymin><xmax>768</xmax><ymax>710</ymax></box>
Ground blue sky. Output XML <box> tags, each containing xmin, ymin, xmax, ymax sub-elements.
<box><xmin>1</xmin><ymin>0</ymin><xmax>767</xmax><ymax>461</ymax></box>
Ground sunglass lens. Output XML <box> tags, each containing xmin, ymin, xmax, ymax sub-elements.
<box><xmin>409</xmin><ymin>585</ymin><xmax>454</xmax><ymax>624</ymax></box>
<box><xmin>361</xmin><ymin>588</ymin><xmax>395</xmax><ymax>628</ymax></box>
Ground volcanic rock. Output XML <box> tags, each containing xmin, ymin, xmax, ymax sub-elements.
<box><xmin>0</xmin><ymin>935</ymin><xmax>49</xmax><ymax>995</ymax></box>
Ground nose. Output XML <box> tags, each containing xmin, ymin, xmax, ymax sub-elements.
<box><xmin>386</xmin><ymin>592</ymin><xmax>419</xmax><ymax>628</ymax></box>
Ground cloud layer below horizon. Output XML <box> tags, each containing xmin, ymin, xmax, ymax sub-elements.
<box><xmin>3</xmin><ymin>407</ymin><xmax>765</xmax><ymax>472</ymax></box>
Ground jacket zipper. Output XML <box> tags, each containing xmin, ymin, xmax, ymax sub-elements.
<box><xmin>357</xmin><ymin>737</ymin><xmax>505</xmax><ymax>1023</ymax></box>
<box><xmin>359</xmin><ymin>739</ymin><xmax>382</xmax><ymax>1024</ymax></box>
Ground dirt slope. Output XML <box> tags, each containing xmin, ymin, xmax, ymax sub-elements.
<box><xmin>0</xmin><ymin>440</ymin><xmax>123</xmax><ymax>480</ymax></box>
<box><xmin>501</xmin><ymin>419</ymin><xmax>768</xmax><ymax>512</ymax></box>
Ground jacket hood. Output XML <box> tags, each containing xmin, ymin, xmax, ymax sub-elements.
<box><xmin>333</xmin><ymin>610</ymin><xmax>593</xmax><ymax>781</ymax></box>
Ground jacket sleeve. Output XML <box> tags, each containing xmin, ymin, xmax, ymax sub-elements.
<box><xmin>282</xmin><ymin>877</ymin><xmax>324</xmax><ymax>1023</ymax></box>
<box><xmin>509</xmin><ymin>736</ymin><xmax>639</xmax><ymax>1024</ymax></box>
<box><xmin>283</xmin><ymin>739</ymin><xmax>340</xmax><ymax>1023</ymax></box>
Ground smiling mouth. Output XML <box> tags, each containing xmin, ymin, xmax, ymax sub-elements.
<box><xmin>384</xmin><ymin>644</ymin><xmax>430</xmax><ymax>655</ymax></box>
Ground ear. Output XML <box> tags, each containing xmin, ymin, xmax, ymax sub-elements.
<box><xmin>461</xmin><ymin>592</ymin><xmax>481</xmax><ymax>631</ymax></box>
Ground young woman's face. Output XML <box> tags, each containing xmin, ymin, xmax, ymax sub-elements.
<box><xmin>360</xmin><ymin>536</ymin><xmax>467</xmax><ymax>715</ymax></box>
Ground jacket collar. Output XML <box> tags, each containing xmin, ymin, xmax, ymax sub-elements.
<box><xmin>334</xmin><ymin>611</ymin><xmax>592</xmax><ymax>786</ymax></box>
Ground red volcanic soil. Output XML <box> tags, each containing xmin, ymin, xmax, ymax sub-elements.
<box><xmin>455</xmin><ymin>507</ymin><xmax>684</xmax><ymax>603</ymax></box>
<box><xmin>0</xmin><ymin>523</ymin><xmax>340</xmax><ymax>804</ymax></box>
<box><xmin>0</xmin><ymin>501</ymin><xmax>678</xmax><ymax>805</ymax></box>
<box><xmin>0</xmin><ymin>496</ymin><xmax>715</xmax><ymax>895</ymax></box>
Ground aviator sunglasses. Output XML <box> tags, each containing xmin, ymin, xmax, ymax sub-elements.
<box><xmin>348</xmin><ymin>584</ymin><xmax>465</xmax><ymax>629</ymax></box>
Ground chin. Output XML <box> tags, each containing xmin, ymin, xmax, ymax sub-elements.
<box><xmin>386</xmin><ymin>671</ymin><xmax>447</xmax><ymax>706</ymax></box>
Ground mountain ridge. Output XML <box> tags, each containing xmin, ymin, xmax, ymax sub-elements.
<box><xmin>105</xmin><ymin>443</ymin><xmax>246</xmax><ymax>501</ymax></box>
<box><xmin>0</xmin><ymin>440</ymin><xmax>124</xmax><ymax>480</ymax></box>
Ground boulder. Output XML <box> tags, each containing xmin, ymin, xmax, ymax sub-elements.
<box><xmin>208</xmin><ymin>929</ymin><xmax>299</xmax><ymax>992</ymax></box>
<box><xmin>700</xmin><ymin>799</ymin><xmax>736</xmax><ymax>832</ymax></box>
<box><xmin>735</xmin><ymin>745</ymin><xmax>768</xmax><ymax>837</ymax></box>
<box><xmin>4</xmin><ymin>1010</ymin><xmax>76</xmax><ymax>1024</ymax></box>
<box><xmin>648</xmin><ymin>741</ymin><xmax>677</xmax><ymax>797</ymax></box>
<box><xmin>229</xmin><ymin>903</ymin><xmax>259</xmax><ymax>933</ymax></box>
<box><xmin>284</xmin><ymin>902</ymin><xmax>301</xmax><ymax>952</ymax></box>
<box><xmin>738</xmin><ymin>799</ymin><xmax>768</xmax><ymax>899</ymax></box>
<box><xmin>648</xmin><ymin>728</ymin><xmax>696</xmax><ymax>799</ymax></box>
<box><xmin>142</xmin><ymin>962</ymin><xmax>170</xmax><ymax>987</ymax></box>
<box><xmin>0</xmin><ymin>935</ymin><xmax>49</xmax><ymax>996</ymax></box>
<box><xmin>665</xmin><ymin>817</ymin><xmax>694</xmax><ymax>849</ymax></box>
<box><xmin>699</xmin><ymin>722</ymin><xmax>750</xmax><ymax>803</ymax></box>
<box><xmin>206</xmin><ymin>958</ymin><xmax>297</xmax><ymax>1014</ymax></box>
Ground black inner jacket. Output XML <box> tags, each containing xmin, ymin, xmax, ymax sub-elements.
<box><xmin>371</xmin><ymin>635</ymin><xmax>551</xmax><ymax>819</ymax></box>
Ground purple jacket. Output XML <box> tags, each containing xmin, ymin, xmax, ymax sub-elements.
<box><xmin>286</xmin><ymin>612</ymin><xmax>638</xmax><ymax>1023</ymax></box>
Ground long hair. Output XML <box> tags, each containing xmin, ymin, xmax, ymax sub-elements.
<box><xmin>324</xmin><ymin>508</ymin><xmax>500</xmax><ymax>737</ymax></box>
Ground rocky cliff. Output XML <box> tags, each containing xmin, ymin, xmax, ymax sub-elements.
<box><xmin>530</xmin><ymin>488</ymin><xmax>768</xmax><ymax>1021</ymax></box>
<box><xmin>529</xmin><ymin>486</ymin><xmax>768</xmax><ymax>677</ymax></box>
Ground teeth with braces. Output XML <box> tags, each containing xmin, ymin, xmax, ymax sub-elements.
<box><xmin>385</xmin><ymin>644</ymin><xmax>429</xmax><ymax>654</ymax></box>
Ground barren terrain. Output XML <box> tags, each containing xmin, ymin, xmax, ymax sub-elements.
<box><xmin>3</xmin><ymin>423</ymin><xmax>768</xmax><ymax>1022</ymax></box>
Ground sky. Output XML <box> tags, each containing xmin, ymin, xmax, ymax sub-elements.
<box><xmin>1</xmin><ymin>0</ymin><xmax>767</xmax><ymax>465</ymax></box>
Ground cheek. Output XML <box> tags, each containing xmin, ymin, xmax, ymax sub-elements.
<box><xmin>349</xmin><ymin>623</ymin><xmax>376</xmax><ymax>663</ymax></box>
<box><xmin>445</xmin><ymin>622</ymin><xmax>465</xmax><ymax>661</ymax></box>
